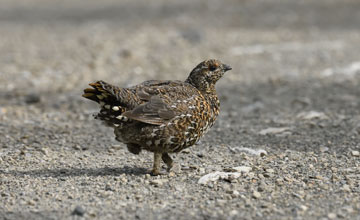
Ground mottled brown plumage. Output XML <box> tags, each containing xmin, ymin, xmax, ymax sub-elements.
<box><xmin>83</xmin><ymin>59</ymin><xmax>231</xmax><ymax>175</ymax></box>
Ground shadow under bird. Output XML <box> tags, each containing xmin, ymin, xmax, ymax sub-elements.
<box><xmin>83</xmin><ymin>59</ymin><xmax>232</xmax><ymax>175</ymax></box>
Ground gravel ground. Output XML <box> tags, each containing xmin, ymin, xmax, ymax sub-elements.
<box><xmin>1</xmin><ymin>0</ymin><xmax>360</xmax><ymax>219</ymax></box>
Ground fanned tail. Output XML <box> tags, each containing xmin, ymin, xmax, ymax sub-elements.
<box><xmin>82</xmin><ymin>81</ymin><xmax>137</xmax><ymax>126</ymax></box>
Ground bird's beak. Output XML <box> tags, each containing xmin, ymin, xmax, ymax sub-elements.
<box><xmin>223</xmin><ymin>64</ymin><xmax>232</xmax><ymax>72</ymax></box>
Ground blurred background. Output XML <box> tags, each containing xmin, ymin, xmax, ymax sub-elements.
<box><xmin>1</xmin><ymin>0</ymin><xmax>360</xmax><ymax>94</ymax></box>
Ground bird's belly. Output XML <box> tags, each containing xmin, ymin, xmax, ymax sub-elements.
<box><xmin>114</xmin><ymin>112</ymin><xmax>216</xmax><ymax>153</ymax></box>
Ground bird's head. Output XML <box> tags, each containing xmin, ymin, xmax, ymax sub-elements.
<box><xmin>185</xmin><ymin>59</ymin><xmax>232</xmax><ymax>93</ymax></box>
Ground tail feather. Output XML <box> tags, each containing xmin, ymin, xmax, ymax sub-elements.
<box><xmin>82</xmin><ymin>80</ymin><xmax>138</xmax><ymax>126</ymax></box>
<box><xmin>83</xmin><ymin>81</ymin><xmax>119</xmax><ymax>104</ymax></box>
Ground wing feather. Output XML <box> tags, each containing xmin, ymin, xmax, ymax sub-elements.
<box><xmin>122</xmin><ymin>96</ymin><xmax>176</xmax><ymax>125</ymax></box>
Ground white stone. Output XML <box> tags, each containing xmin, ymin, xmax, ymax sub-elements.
<box><xmin>351</xmin><ymin>150</ymin><xmax>359</xmax><ymax>156</ymax></box>
<box><xmin>259</xmin><ymin>127</ymin><xmax>291</xmax><ymax>135</ymax></box>
<box><xmin>198</xmin><ymin>171</ymin><xmax>241</xmax><ymax>185</ymax></box>
<box><xmin>252</xmin><ymin>191</ymin><xmax>261</xmax><ymax>199</ymax></box>
<box><xmin>297</xmin><ymin>111</ymin><xmax>329</xmax><ymax>120</ymax></box>
<box><xmin>228</xmin><ymin>147</ymin><xmax>267</xmax><ymax>156</ymax></box>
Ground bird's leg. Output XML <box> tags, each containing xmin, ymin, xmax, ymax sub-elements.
<box><xmin>161</xmin><ymin>153</ymin><xmax>173</xmax><ymax>172</ymax></box>
<box><xmin>150</xmin><ymin>152</ymin><xmax>163</xmax><ymax>176</ymax></box>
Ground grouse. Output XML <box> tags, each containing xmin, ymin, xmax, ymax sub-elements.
<box><xmin>83</xmin><ymin>59</ymin><xmax>231</xmax><ymax>175</ymax></box>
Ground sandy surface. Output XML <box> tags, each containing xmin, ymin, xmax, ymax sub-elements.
<box><xmin>1</xmin><ymin>0</ymin><xmax>360</xmax><ymax>219</ymax></box>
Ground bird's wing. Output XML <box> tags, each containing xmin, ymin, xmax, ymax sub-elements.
<box><xmin>123</xmin><ymin>81</ymin><xmax>197</xmax><ymax>125</ymax></box>
<box><xmin>122</xmin><ymin>95</ymin><xmax>176</xmax><ymax>125</ymax></box>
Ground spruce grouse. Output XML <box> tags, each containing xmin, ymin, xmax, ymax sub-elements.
<box><xmin>83</xmin><ymin>59</ymin><xmax>231</xmax><ymax>175</ymax></box>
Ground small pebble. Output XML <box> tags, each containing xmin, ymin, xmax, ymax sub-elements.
<box><xmin>25</xmin><ymin>93</ymin><xmax>41</xmax><ymax>104</ymax></box>
<box><xmin>105</xmin><ymin>184</ymin><xmax>113</xmax><ymax>191</ymax></box>
<box><xmin>342</xmin><ymin>184</ymin><xmax>351</xmax><ymax>192</ymax></box>
<box><xmin>198</xmin><ymin>167</ymin><xmax>205</xmax><ymax>174</ymax></box>
<box><xmin>265</xmin><ymin>168</ymin><xmax>274</xmax><ymax>173</ymax></box>
<box><xmin>315</xmin><ymin>175</ymin><xmax>323</xmax><ymax>180</ymax></box>
<box><xmin>276</xmin><ymin>178</ymin><xmax>284</xmax><ymax>186</ymax></box>
<box><xmin>73</xmin><ymin>145</ymin><xmax>81</xmax><ymax>150</ymax></box>
<box><xmin>27</xmin><ymin>199</ymin><xmax>36</xmax><ymax>206</ymax></box>
<box><xmin>39</xmin><ymin>148</ymin><xmax>48</xmax><ymax>156</ymax></box>
<box><xmin>72</xmin><ymin>206</ymin><xmax>85</xmax><ymax>216</ymax></box>
<box><xmin>300</xmin><ymin>205</ymin><xmax>308</xmax><ymax>211</ymax></box>
<box><xmin>351</xmin><ymin>151</ymin><xmax>359</xmax><ymax>156</ymax></box>
<box><xmin>232</xmin><ymin>190</ymin><xmax>240</xmax><ymax>197</ymax></box>
<box><xmin>327</xmin><ymin>213</ymin><xmax>337</xmax><ymax>219</ymax></box>
<box><xmin>229</xmin><ymin>210</ymin><xmax>238</xmax><ymax>216</ymax></box>
<box><xmin>120</xmin><ymin>177</ymin><xmax>128</xmax><ymax>183</ymax></box>
<box><xmin>150</xmin><ymin>179</ymin><xmax>168</xmax><ymax>187</ymax></box>
<box><xmin>252</xmin><ymin>191</ymin><xmax>261</xmax><ymax>199</ymax></box>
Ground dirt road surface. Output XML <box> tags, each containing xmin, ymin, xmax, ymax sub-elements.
<box><xmin>0</xmin><ymin>0</ymin><xmax>359</xmax><ymax>219</ymax></box>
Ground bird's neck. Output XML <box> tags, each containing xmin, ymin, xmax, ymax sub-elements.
<box><xmin>185</xmin><ymin>77</ymin><xmax>216</xmax><ymax>94</ymax></box>
<box><xmin>185</xmin><ymin>77</ymin><xmax>220</xmax><ymax>118</ymax></box>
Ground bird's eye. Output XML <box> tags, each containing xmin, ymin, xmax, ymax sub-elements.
<box><xmin>209</xmin><ymin>65</ymin><xmax>217</xmax><ymax>71</ymax></box>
